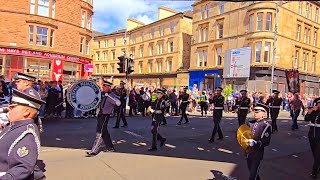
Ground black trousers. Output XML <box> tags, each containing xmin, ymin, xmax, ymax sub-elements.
<box><xmin>151</xmin><ymin>118</ymin><xmax>164</xmax><ymax>148</ymax></box>
<box><xmin>115</xmin><ymin>106</ymin><xmax>128</xmax><ymax>127</ymax></box>
<box><xmin>238</xmin><ymin>110</ymin><xmax>248</xmax><ymax>126</ymax></box>
<box><xmin>171</xmin><ymin>102</ymin><xmax>178</xmax><ymax>115</ymax></box>
<box><xmin>178</xmin><ymin>104</ymin><xmax>188</xmax><ymax>123</ymax></box>
<box><xmin>96</xmin><ymin>114</ymin><xmax>114</xmax><ymax>149</ymax></box>
<box><xmin>270</xmin><ymin>108</ymin><xmax>280</xmax><ymax>132</ymax></box>
<box><xmin>309</xmin><ymin>134</ymin><xmax>320</xmax><ymax>174</ymax></box>
<box><xmin>247</xmin><ymin>155</ymin><xmax>261</xmax><ymax>180</ymax></box>
<box><xmin>211</xmin><ymin>110</ymin><xmax>223</xmax><ymax>139</ymax></box>
<box><xmin>200</xmin><ymin>102</ymin><xmax>207</xmax><ymax>116</ymax></box>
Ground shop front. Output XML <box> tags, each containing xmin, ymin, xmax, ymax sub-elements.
<box><xmin>189</xmin><ymin>70</ymin><xmax>221</xmax><ymax>91</ymax></box>
<box><xmin>0</xmin><ymin>47</ymin><xmax>92</xmax><ymax>84</ymax></box>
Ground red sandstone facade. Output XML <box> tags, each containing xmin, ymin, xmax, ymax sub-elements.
<box><xmin>0</xmin><ymin>0</ymin><xmax>93</xmax><ymax>83</ymax></box>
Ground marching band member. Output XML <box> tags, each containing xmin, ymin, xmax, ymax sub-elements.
<box><xmin>265</xmin><ymin>90</ymin><xmax>283</xmax><ymax>133</ymax></box>
<box><xmin>148</xmin><ymin>88</ymin><xmax>167</xmax><ymax>151</ymax></box>
<box><xmin>177</xmin><ymin>87</ymin><xmax>189</xmax><ymax>125</ymax></box>
<box><xmin>208</xmin><ymin>87</ymin><xmax>225</xmax><ymax>142</ymax></box>
<box><xmin>305</xmin><ymin>98</ymin><xmax>320</xmax><ymax>179</ymax></box>
<box><xmin>235</xmin><ymin>90</ymin><xmax>251</xmax><ymax>126</ymax></box>
<box><xmin>113</xmin><ymin>81</ymin><xmax>128</xmax><ymax>128</ymax></box>
<box><xmin>246</xmin><ymin>103</ymin><xmax>272</xmax><ymax>180</ymax></box>
<box><xmin>0</xmin><ymin>89</ymin><xmax>46</xmax><ymax>179</ymax></box>
<box><xmin>86</xmin><ymin>80</ymin><xmax>121</xmax><ymax>157</ymax></box>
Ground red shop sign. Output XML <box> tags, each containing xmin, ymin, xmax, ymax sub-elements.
<box><xmin>52</xmin><ymin>59</ymin><xmax>63</xmax><ymax>81</ymax></box>
<box><xmin>0</xmin><ymin>47</ymin><xmax>91</xmax><ymax>64</ymax></box>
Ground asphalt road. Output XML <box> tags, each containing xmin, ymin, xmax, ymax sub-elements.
<box><xmin>39</xmin><ymin>111</ymin><xmax>314</xmax><ymax>180</ymax></box>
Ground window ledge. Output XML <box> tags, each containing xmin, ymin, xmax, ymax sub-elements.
<box><xmin>26</xmin><ymin>19</ymin><xmax>58</xmax><ymax>29</ymax></box>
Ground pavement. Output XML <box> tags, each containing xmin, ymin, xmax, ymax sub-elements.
<box><xmin>39</xmin><ymin>110</ymin><xmax>315</xmax><ymax>180</ymax></box>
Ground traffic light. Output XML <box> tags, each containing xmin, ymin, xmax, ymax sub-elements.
<box><xmin>117</xmin><ymin>56</ymin><xmax>125</xmax><ymax>73</ymax></box>
<box><xmin>127</xmin><ymin>57</ymin><xmax>134</xmax><ymax>74</ymax></box>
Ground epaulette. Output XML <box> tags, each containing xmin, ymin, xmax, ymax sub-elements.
<box><xmin>8</xmin><ymin>124</ymin><xmax>41</xmax><ymax>156</ymax></box>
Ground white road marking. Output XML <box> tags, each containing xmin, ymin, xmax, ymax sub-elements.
<box><xmin>55</xmin><ymin>138</ymin><xmax>62</xmax><ymax>141</ymax></box>
<box><xmin>292</xmin><ymin>155</ymin><xmax>298</xmax><ymax>158</ymax></box>
<box><xmin>165</xmin><ymin>144</ymin><xmax>176</xmax><ymax>148</ymax></box>
<box><xmin>132</xmin><ymin>143</ymin><xmax>141</xmax><ymax>147</ymax></box>
<box><xmin>272</xmin><ymin>149</ymin><xmax>278</xmax><ymax>152</ymax></box>
<box><xmin>124</xmin><ymin>131</ymin><xmax>144</xmax><ymax>138</ymax></box>
<box><xmin>197</xmin><ymin>147</ymin><xmax>205</xmax><ymax>151</ymax></box>
<box><xmin>138</xmin><ymin>142</ymin><xmax>147</xmax><ymax>146</ymax></box>
<box><xmin>218</xmin><ymin>148</ymin><xmax>233</xmax><ymax>154</ymax></box>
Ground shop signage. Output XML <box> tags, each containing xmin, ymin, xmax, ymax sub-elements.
<box><xmin>0</xmin><ymin>47</ymin><xmax>91</xmax><ymax>64</ymax></box>
<box><xmin>52</xmin><ymin>59</ymin><xmax>63</xmax><ymax>81</ymax></box>
<box><xmin>85</xmin><ymin>64</ymin><xmax>94</xmax><ymax>72</ymax></box>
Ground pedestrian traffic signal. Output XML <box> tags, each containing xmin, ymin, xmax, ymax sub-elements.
<box><xmin>127</xmin><ymin>57</ymin><xmax>134</xmax><ymax>74</ymax></box>
<box><xmin>117</xmin><ymin>56</ymin><xmax>125</xmax><ymax>73</ymax></box>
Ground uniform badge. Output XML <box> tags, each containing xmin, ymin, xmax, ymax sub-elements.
<box><xmin>29</xmin><ymin>89</ymin><xmax>35</xmax><ymax>97</ymax></box>
<box><xmin>17</xmin><ymin>147</ymin><xmax>29</xmax><ymax>157</ymax></box>
<box><xmin>264</xmin><ymin>132</ymin><xmax>270</xmax><ymax>138</ymax></box>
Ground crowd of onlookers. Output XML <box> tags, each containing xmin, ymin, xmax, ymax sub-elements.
<box><xmin>0</xmin><ymin>75</ymin><xmax>317</xmax><ymax>119</ymax></box>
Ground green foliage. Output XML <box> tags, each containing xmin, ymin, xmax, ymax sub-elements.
<box><xmin>223</xmin><ymin>85</ymin><xmax>233</xmax><ymax>100</ymax></box>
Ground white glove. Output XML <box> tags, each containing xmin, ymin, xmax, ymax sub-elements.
<box><xmin>150</xmin><ymin>109</ymin><xmax>155</xmax><ymax>113</ymax></box>
<box><xmin>248</xmin><ymin>139</ymin><xmax>257</xmax><ymax>147</ymax></box>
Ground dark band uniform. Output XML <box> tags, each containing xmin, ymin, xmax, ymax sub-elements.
<box><xmin>178</xmin><ymin>88</ymin><xmax>189</xmax><ymax>124</ymax></box>
<box><xmin>265</xmin><ymin>90</ymin><xmax>283</xmax><ymax>132</ymax></box>
<box><xmin>305</xmin><ymin>98</ymin><xmax>320</xmax><ymax>178</ymax></box>
<box><xmin>114</xmin><ymin>81</ymin><xmax>128</xmax><ymax>128</ymax></box>
<box><xmin>161</xmin><ymin>88</ymin><xmax>169</xmax><ymax>125</ymax></box>
<box><xmin>246</xmin><ymin>103</ymin><xmax>272</xmax><ymax>180</ymax></box>
<box><xmin>235</xmin><ymin>90</ymin><xmax>251</xmax><ymax>126</ymax></box>
<box><xmin>0</xmin><ymin>89</ymin><xmax>45</xmax><ymax>179</ymax></box>
<box><xmin>87</xmin><ymin>81</ymin><xmax>121</xmax><ymax>156</ymax></box>
<box><xmin>149</xmin><ymin>89</ymin><xmax>167</xmax><ymax>151</ymax></box>
<box><xmin>209</xmin><ymin>87</ymin><xmax>225</xmax><ymax>142</ymax></box>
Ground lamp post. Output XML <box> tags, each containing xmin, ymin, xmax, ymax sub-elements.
<box><xmin>270</xmin><ymin>2</ymin><xmax>279</xmax><ymax>94</ymax></box>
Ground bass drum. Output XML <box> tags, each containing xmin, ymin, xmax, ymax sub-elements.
<box><xmin>67</xmin><ymin>80</ymin><xmax>102</xmax><ymax>112</ymax></box>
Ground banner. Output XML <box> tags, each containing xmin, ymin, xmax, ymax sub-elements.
<box><xmin>52</xmin><ymin>59</ymin><xmax>63</xmax><ymax>81</ymax></box>
<box><xmin>285</xmin><ymin>70</ymin><xmax>300</xmax><ymax>93</ymax></box>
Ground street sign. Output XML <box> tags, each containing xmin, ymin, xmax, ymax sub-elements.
<box><xmin>223</xmin><ymin>47</ymin><xmax>252</xmax><ymax>78</ymax></box>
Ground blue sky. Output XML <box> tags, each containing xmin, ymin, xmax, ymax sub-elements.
<box><xmin>93</xmin><ymin>0</ymin><xmax>195</xmax><ymax>34</ymax></box>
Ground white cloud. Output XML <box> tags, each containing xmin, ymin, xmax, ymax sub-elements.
<box><xmin>92</xmin><ymin>0</ymin><xmax>195</xmax><ymax>33</ymax></box>
<box><xmin>135</xmin><ymin>14</ymin><xmax>155</xmax><ymax>25</ymax></box>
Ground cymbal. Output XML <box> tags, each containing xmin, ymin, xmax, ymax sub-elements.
<box><xmin>237</xmin><ymin>124</ymin><xmax>254</xmax><ymax>153</ymax></box>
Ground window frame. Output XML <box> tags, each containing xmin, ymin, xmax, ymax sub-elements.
<box><xmin>219</xmin><ymin>2</ymin><xmax>224</xmax><ymax>14</ymax></box>
<box><xmin>216</xmin><ymin>47</ymin><xmax>222</xmax><ymax>66</ymax></box>
<box><xmin>198</xmin><ymin>50</ymin><xmax>203</xmax><ymax>67</ymax></box>
<box><xmin>85</xmin><ymin>40</ymin><xmax>89</xmax><ymax>55</ymax></box>
<box><xmin>218</xmin><ymin>23</ymin><xmax>223</xmax><ymax>39</ymax></box>
<box><xmin>81</xmin><ymin>11</ymin><xmax>86</xmax><ymax>28</ymax></box>
<box><xmin>296</xmin><ymin>24</ymin><xmax>301</xmax><ymax>41</ymax></box>
<box><xmin>316</xmin><ymin>8</ymin><xmax>319</xmax><ymax>23</ymax></box>
<box><xmin>170</xmin><ymin>22</ymin><xmax>175</xmax><ymax>34</ymax></box>
<box><xmin>264</xmin><ymin>42</ymin><xmax>271</xmax><ymax>63</ymax></box>
<box><xmin>249</xmin><ymin>14</ymin><xmax>254</xmax><ymax>32</ymax></box>
<box><xmin>80</xmin><ymin>37</ymin><xmax>84</xmax><ymax>54</ymax></box>
<box><xmin>30</xmin><ymin>0</ymin><xmax>35</xmax><ymax>14</ymax></box>
<box><xmin>36</xmin><ymin>26</ymin><xmax>48</xmax><ymax>46</ymax></box>
<box><xmin>37</xmin><ymin>0</ymin><xmax>50</xmax><ymax>17</ymax></box>
<box><xmin>255</xmin><ymin>42</ymin><xmax>262</xmax><ymax>63</ymax></box>
<box><xmin>28</xmin><ymin>25</ymin><xmax>34</xmax><ymax>45</ymax></box>
<box><xmin>87</xmin><ymin>14</ymin><xmax>91</xmax><ymax>30</ymax></box>
<box><xmin>266</xmin><ymin>12</ymin><xmax>272</xmax><ymax>31</ymax></box>
<box><xmin>49</xmin><ymin>29</ymin><xmax>54</xmax><ymax>47</ymax></box>
<box><xmin>294</xmin><ymin>49</ymin><xmax>299</xmax><ymax>68</ymax></box>
<box><xmin>314</xmin><ymin>31</ymin><xmax>317</xmax><ymax>46</ymax></box>
<box><xmin>257</xmin><ymin>12</ymin><xmax>263</xmax><ymax>31</ymax></box>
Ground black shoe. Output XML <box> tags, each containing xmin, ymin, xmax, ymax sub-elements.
<box><xmin>208</xmin><ymin>139</ymin><xmax>215</xmax><ymax>143</ymax></box>
<box><xmin>217</xmin><ymin>137</ymin><xmax>223</xmax><ymax>140</ymax></box>
<box><xmin>85</xmin><ymin>151</ymin><xmax>98</xmax><ymax>157</ymax></box>
<box><xmin>148</xmin><ymin>147</ymin><xmax>157</xmax><ymax>151</ymax></box>
<box><xmin>177</xmin><ymin>122</ymin><xmax>182</xmax><ymax>125</ymax></box>
<box><xmin>160</xmin><ymin>138</ymin><xmax>166</xmax><ymax>147</ymax></box>
<box><xmin>113</xmin><ymin>126</ymin><xmax>119</xmax><ymax>129</ymax></box>
<box><xmin>121</xmin><ymin>125</ymin><xmax>128</xmax><ymax>128</ymax></box>
<box><xmin>104</xmin><ymin>148</ymin><xmax>115</xmax><ymax>152</ymax></box>
<box><xmin>310</xmin><ymin>173</ymin><xmax>317</xmax><ymax>179</ymax></box>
